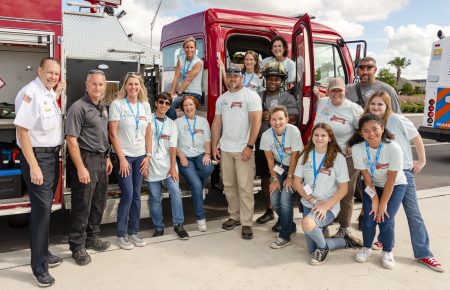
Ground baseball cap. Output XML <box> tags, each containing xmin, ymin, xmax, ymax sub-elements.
<box><xmin>328</xmin><ymin>78</ymin><xmax>345</xmax><ymax>91</ymax></box>
<box><xmin>225</xmin><ymin>66</ymin><xmax>242</xmax><ymax>75</ymax></box>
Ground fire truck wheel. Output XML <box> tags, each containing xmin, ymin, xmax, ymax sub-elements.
<box><xmin>8</xmin><ymin>213</ymin><xmax>30</xmax><ymax>229</ymax></box>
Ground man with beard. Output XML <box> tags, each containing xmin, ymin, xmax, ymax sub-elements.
<box><xmin>346</xmin><ymin>57</ymin><xmax>401</xmax><ymax>113</ymax></box>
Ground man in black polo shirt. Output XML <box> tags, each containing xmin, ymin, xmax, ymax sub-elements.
<box><xmin>65</xmin><ymin>69</ymin><xmax>113</xmax><ymax>266</ymax></box>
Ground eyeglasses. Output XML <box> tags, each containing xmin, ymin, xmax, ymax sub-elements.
<box><xmin>358</xmin><ymin>65</ymin><xmax>375</xmax><ymax>70</ymax></box>
<box><xmin>126</xmin><ymin>72</ymin><xmax>141</xmax><ymax>77</ymax></box>
<box><xmin>88</xmin><ymin>69</ymin><xmax>105</xmax><ymax>75</ymax></box>
<box><xmin>158</xmin><ymin>99</ymin><xmax>171</xmax><ymax>106</ymax></box>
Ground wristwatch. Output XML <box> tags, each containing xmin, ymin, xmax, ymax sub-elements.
<box><xmin>287</xmin><ymin>174</ymin><xmax>293</xmax><ymax>178</ymax></box>
<box><xmin>246</xmin><ymin>144</ymin><xmax>254</xmax><ymax>149</ymax></box>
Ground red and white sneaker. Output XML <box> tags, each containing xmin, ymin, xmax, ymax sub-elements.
<box><xmin>372</xmin><ymin>241</ymin><xmax>383</xmax><ymax>250</ymax></box>
<box><xmin>417</xmin><ymin>257</ymin><xmax>445</xmax><ymax>272</ymax></box>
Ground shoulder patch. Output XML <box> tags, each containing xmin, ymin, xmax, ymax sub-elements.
<box><xmin>23</xmin><ymin>95</ymin><xmax>32</xmax><ymax>103</ymax></box>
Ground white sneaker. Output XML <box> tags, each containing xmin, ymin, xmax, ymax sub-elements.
<box><xmin>202</xmin><ymin>189</ymin><xmax>208</xmax><ymax>200</ymax></box>
<box><xmin>197</xmin><ymin>219</ymin><xmax>207</xmax><ymax>232</ymax></box>
<box><xmin>382</xmin><ymin>251</ymin><xmax>395</xmax><ymax>269</ymax></box>
<box><xmin>128</xmin><ymin>234</ymin><xmax>147</xmax><ymax>247</ymax></box>
<box><xmin>355</xmin><ymin>247</ymin><xmax>372</xmax><ymax>263</ymax></box>
<box><xmin>116</xmin><ymin>236</ymin><xmax>134</xmax><ymax>250</ymax></box>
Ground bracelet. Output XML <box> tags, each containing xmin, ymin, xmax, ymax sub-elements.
<box><xmin>146</xmin><ymin>153</ymin><xmax>152</xmax><ymax>157</ymax></box>
<box><xmin>204</xmin><ymin>152</ymin><xmax>211</xmax><ymax>156</ymax></box>
<box><xmin>270</xmin><ymin>176</ymin><xmax>278</xmax><ymax>183</ymax></box>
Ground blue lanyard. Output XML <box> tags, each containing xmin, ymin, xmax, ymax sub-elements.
<box><xmin>153</xmin><ymin>113</ymin><xmax>166</xmax><ymax>147</ymax></box>
<box><xmin>312</xmin><ymin>149</ymin><xmax>326</xmax><ymax>187</ymax></box>
<box><xmin>185</xmin><ymin>114</ymin><xmax>197</xmax><ymax>146</ymax></box>
<box><xmin>365</xmin><ymin>141</ymin><xmax>383</xmax><ymax>178</ymax></box>
<box><xmin>272</xmin><ymin>128</ymin><xmax>286</xmax><ymax>163</ymax></box>
<box><xmin>243</xmin><ymin>72</ymin><xmax>254</xmax><ymax>87</ymax></box>
<box><xmin>182</xmin><ymin>56</ymin><xmax>194</xmax><ymax>81</ymax></box>
<box><xmin>125</xmin><ymin>97</ymin><xmax>140</xmax><ymax>130</ymax></box>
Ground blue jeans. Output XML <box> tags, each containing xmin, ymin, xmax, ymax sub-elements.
<box><xmin>148</xmin><ymin>177</ymin><xmax>184</xmax><ymax>231</ymax></box>
<box><xmin>270</xmin><ymin>169</ymin><xmax>296</xmax><ymax>240</ymax></box>
<box><xmin>177</xmin><ymin>153</ymin><xmax>214</xmax><ymax>220</ymax></box>
<box><xmin>167</xmin><ymin>92</ymin><xmax>202</xmax><ymax>120</ymax></box>
<box><xmin>115</xmin><ymin>155</ymin><xmax>145</xmax><ymax>237</ymax></box>
<box><xmin>362</xmin><ymin>185</ymin><xmax>406</xmax><ymax>252</ymax></box>
<box><xmin>402</xmin><ymin>169</ymin><xmax>433</xmax><ymax>259</ymax></box>
<box><xmin>303</xmin><ymin>206</ymin><xmax>346</xmax><ymax>253</ymax></box>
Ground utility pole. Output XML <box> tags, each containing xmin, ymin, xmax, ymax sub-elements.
<box><xmin>150</xmin><ymin>0</ymin><xmax>163</xmax><ymax>49</ymax></box>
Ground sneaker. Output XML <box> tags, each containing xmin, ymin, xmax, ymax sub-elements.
<box><xmin>128</xmin><ymin>234</ymin><xmax>147</xmax><ymax>247</ymax></box>
<box><xmin>354</xmin><ymin>247</ymin><xmax>372</xmax><ymax>263</ymax></box>
<box><xmin>202</xmin><ymin>188</ymin><xmax>208</xmax><ymax>200</ymax></box>
<box><xmin>382</xmin><ymin>251</ymin><xmax>395</xmax><ymax>269</ymax></box>
<box><xmin>344</xmin><ymin>233</ymin><xmax>363</xmax><ymax>249</ymax></box>
<box><xmin>116</xmin><ymin>236</ymin><xmax>134</xmax><ymax>250</ymax></box>
<box><xmin>72</xmin><ymin>249</ymin><xmax>91</xmax><ymax>266</ymax></box>
<box><xmin>152</xmin><ymin>229</ymin><xmax>164</xmax><ymax>237</ymax></box>
<box><xmin>197</xmin><ymin>219</ymin><xmax>207</xmax><ymax>232</ymax></box>
<box><xmin>271</xmin><ymin>219</ymin><xmax>280</xmax><ymax>233</ymax></box>
<box><xmin>174</xmin><ymin>224</ymin><xmax>189</xmax><ymax>240</ymax></box>
<box><xmin>222</xmin><ymin>219</ymin><xmax>241</xmax><ymax>230</ymax></box>
<box><xmin>33</xmin><ymin>272</ymin><xmax>55</xmax><ymax>287</ymax></box>
<box><xmin>241</xmin><ymin>226</ymin><xmax>253</xmax><ymax>240</ymax></box>
<box><xmin>417</xmin><ymin>257</ymin><xmax>445</xmax><ymax>273</ymax></box>
<box><xmin>332</xmin><ymin>227</ymin><xmax>346</xmax><ymax>238</ymax></box>
<box><xmin>372</xmin><ymin>241</ymin><xmax>383</xmax><ymax>250</ymax></box>
<box><xmin>256</xmin><ymin>209</ymin><xmax>274</xmax><ymax>224</ymax></box>
<box><xmin>85</xmin><ymin>237</ymin><xmax>111</xmax><ymax>251</ymax></box>
<box><xmin>334</xmin><ymin>227</ymin><xmax>363</xmax><ymax>247</ymax></box>
<box><xmin>270</xmin><ymin>237</ymin><xmax>292</xmax><ymax>249</ymax></box>
<box><xmin>310</xmin><ymin>246</ymin><xmax>329</xmax><ymax>266</ymax></box>
<box><xmin>48</xmin><ymin>253</ymin><xmax>63</xmax><ymax>268</ymax></box>
<box><xmin>322</xmin><ymin>226</ymin><xmax>330</xmax><ymax>238</ymax></box>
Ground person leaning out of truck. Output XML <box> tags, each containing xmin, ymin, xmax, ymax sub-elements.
<box><xmin>168</xmin><ymin>36</ymin><xmax>204</xmax><ymax>120</ymax></box>
<box><xmin>108</xmin><ymin>72</ymin><xmax>152</xmax><ymax>250</ymax></box>
<box><xmin>175</xmin><ymin>95</ymin><xmax>214</xmax><ymax>232</ymax></box>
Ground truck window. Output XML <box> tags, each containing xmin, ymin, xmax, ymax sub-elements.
<box><xmin>162</xmin><ymin>39</ymin><xmax>205</xmax><ymax>69</ymax></box>
<box><xmin>313</xmin><ymin>43</ymin><xmax>346</xmax><ymax>88</ymax></box>
<box><xmin>225</xmin><ymin>34</ymin><xmax>271</xmax><ymax>66</ymax></box>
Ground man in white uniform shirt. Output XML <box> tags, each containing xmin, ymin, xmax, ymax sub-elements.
<box><xmin>211</xmin><ymin>66</ymin><xmax>262</xmax><ymax>240</ymax></box>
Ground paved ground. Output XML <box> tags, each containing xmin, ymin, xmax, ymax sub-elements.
<box><xmin>1</xmin><ymin>186</ymin><xmax>449</xmax><ymax>290</ymax></box>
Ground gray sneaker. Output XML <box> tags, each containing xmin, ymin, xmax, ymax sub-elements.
<box><xmin>270</xmin><ymin>237</ymin><xmax>292</xmax><ymax>249</ymax></box>
<box><xmin>116</xmin><ymin>236</ymin><xmax>134</xmax><ymax>250</ymax></box>
<box><xmin>310</xmin><ymin>246</ymin><xmax>329</xmax><ymax>266</ymax></box>
<box><xmin>128</xmin><ymin>235</ymin><xmax>147</xmax><ymax>247</ymax></box>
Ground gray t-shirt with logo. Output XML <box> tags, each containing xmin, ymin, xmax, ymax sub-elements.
<box><xmin>346</xmin><ymin>80</ymin><xmax>401</xmax><ymax>113</ymax></box>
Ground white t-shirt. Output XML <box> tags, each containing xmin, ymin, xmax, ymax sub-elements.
<box><xmin>215</xmin><ymin>87</ymin><xmax>262</xmax><ymax>152</ymax></box>
<box><xmin>352</xmin><ymin>141</ymin><xmax>407</xmax><ymax>187</ymax></box>
<box><xmin>14</xmin><ymin>77</ymin><xmax>63</xmax><ymax>147</ymax></box>
<box><xmin>314</xmin><ymin>98</ymin><xmax>363</xmax><ymax>153</ymax></box>
<box><xmin>259</xmin><ymin>124</ymin><xmax>303</xmax><ymax>166</ymax></box>
<box><xmin>261</xmin><ymin>56</ymin><xmax>296</xmax><ymax>83</ymax></box>
<box><xmin>109</xmin><ymin>98</ymin><xmax>152</xmax><ymax>157</ymax></box>
<box><xmin>178</xmin><ymin>55</ymin><xmax>203</xmax><ymax>95</ymax></box>
<box><xmin>175</xmin><ymin>115</ymin><xmax>211</xmax><ymax>157</ymax></box>
<box><xmin>386</xmin><ymin>113</ymin><xmax>419</xmax><ymax>170</ymax></box>
<box><xmin>146</xmin><ymin>115</ymin><xmax>178</xmax><ymax>182</ymax></box>
<box><xmin>294</xmin><ymin>151</ymin><xmax>349</xmax><ymax>217</ymax></box>
<box><xmin>242</xmin><ymin>72</ymin><xmax>263</xmax><ymax>92</ymax></box>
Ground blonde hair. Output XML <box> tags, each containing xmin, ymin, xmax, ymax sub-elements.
<box><xmin>118</xmin><ymin>73</ymin><xmax>148</xmax><ymax>103</ymax></box>
<box><xmin>183</xmin><ymin>36</ymin><xmax>196</xmax><ymax>48</ymax></box>
<box><xmin>363</xmin><ymin>91</ymin><xmax>393</xmax><ymax>126</ymax></box>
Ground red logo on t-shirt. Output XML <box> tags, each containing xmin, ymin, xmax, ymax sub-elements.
<box><xmin>231</xmin><ymin>102</ymin><xmax>243</xmax><ymax>108</ymax></box>
<box><xmin>320</xmin><ymin>168</ymin><xmax>332</xmax><ymax>176</ymax></box>
<box><xmin>139</xmin><ymin>116</ymin><xmax>147</xmax><ymax>121</ymax></box>
<box><xmin>330</xmin><ymin>115</ymin><xmax>346</xmax><ymax>124</ymax></box>
<box><xmin>160</xmin><ymin>134</ymin><xmax>170</xmax><ymax>140</ymax></box>
<box><xmin>194</xmin><ymin>129</ymin><xmax>204</xmax><ymax>134</ymax></box>
<box><xmin>376</xmin><ymin>163</ymin><xmax>389</xmax><ymax>169</ymax></box>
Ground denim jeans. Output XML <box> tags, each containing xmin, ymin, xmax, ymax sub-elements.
<box><xmin>167</xmin><ymin>92</ymin><xmax>202</xmax><ymax>120</ymax></box>
<box><xmin>402</xmin><ymin>169</ymin><xmax>433</xmax><ymax>259</ymax></box>
<box><xmin>302</xmin><ymin>206</ymin><xmax>346</xmax><ymax>253</ymax></box>
<box><xmin>114</xmin><ymin>155</ymin><xmax>145</xmax><ymax>237</ymax></box>
<box><xmin>270</xmin><ymin>169</ymin><xmax>296</xmax><ymax>240</ymax></box>
<box><xmin>148</xmin><ymin>177</ymin><xmax>184</xmax><ymax>231</ymax></box>
<box><xmin>177</xmin><ymin>153</ymin><xmax>214</xmax><ymax>220</ymax></box>
<box><xmin>362</xmin><ymin>184</ymin><xmax>406</xmax><ymax>252</ymax></box>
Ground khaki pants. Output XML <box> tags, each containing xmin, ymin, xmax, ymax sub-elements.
<box><xmin>220</xmin><ymin>151</ymin><xmax>256</xmax><ymax>226</ymax></box>
<box><xmin>336</xmin><ymin>156</ymin><xmax>360</xmax><ymax>228</ymax></box>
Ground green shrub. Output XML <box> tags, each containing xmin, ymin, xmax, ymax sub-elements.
<box><xmin>400</xmin><ymin>101</ymin><xmax>424</xmax><ymax>113</ymax></box>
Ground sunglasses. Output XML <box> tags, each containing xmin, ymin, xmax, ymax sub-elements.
<box><xmin>88</xmin><ymin>69</ymin><xmax>105</xmax><ymax>75</ymax></box>
<box><xmin>358</xmin><ymin>65</ymin><xmax>375</xmax><ymax>70</ymax></box>
<box><xmin>158</xmin><ymin>99</ymin><xmax>171</xmax><ymax>106</ymax></box>
<box><xmin>126</xmin><ymin>72</ymin><xmax>141</xmax><ymax>77</ymax></box>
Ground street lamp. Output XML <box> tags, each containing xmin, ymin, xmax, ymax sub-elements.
<box><xmin>150</xmin><ymin>0</ymin><xmax>163</xmax><ymax>49</ymax></box>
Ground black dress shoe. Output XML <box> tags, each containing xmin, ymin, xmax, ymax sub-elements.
<box><xmin>152</xmin><ymin>229</ymin><xmax>164</xmax><ymax>237</ymax></box>
<box><xmin>256</xmin><ymin>210</ymin><xmax>274</xmax><ymax>224</ymax></box>
<box><xmin>271</xmin><ymin>219</ymin><xmax>280</xmax><ymax>232</ymax></box>
<box><xmin>33</xmin><ymin>272</ymin><xmax>55</xmax><ymax>287</ymax></box>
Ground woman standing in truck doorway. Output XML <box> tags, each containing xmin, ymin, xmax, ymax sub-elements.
<box><xmin>169</xmin><ymin>36</ymin><xmax>204</xmax><ymax>120</ymax></box>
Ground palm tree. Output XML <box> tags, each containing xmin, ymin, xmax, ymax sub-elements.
<box><xmin>388</xmin><ymin>57</ymin><xmax>411</xmax><ymax>88</ymax></box>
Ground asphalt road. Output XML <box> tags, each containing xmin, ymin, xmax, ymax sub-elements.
<box><xmin>0</xmin><ymin>114</ymin><xmax>448</xmax><ymax>253</ymax></box>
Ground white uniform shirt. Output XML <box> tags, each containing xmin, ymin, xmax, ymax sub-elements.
<box><xmin>242</xmin><ymin>72</ymin><xmax>263</xmax><ymax>92</ymax></box>
<box><xmin>215</xmin><ymin>87</ymin><xmax>262</xmax><ymax>152</ymax></box>
<box><xmin>295</xmin><ymin>151</ymin><xmax>349</xmax><ymax>217</ymax></box>
<box><xmin>175</xmin><ymin>115</ymin><xmax>211</xmax><ymax>158</ymax></box>
<box><xmin>259</xmin><ymin>124</ymin><xmax>303</xmax><ymax>166</ymax></box>
<box><xmin>314</xmin><ymin>98</ymin><xmax>363</xmax><ymax>153</ymax></box>
<box><xmin>261</xmin><ymin>56</ymin><xmax>296</xmax><ymax>83</ymax></box>
<box><xmin>386</xmin><ymin>113</ymin><xmax>418</xmax><ymax>170</ymax></box>
<box><xmin>352</xmin><ymin>141</ymin><xmax>407</xmax><ymax>187</ymax></box>
<box><xmin>14</xmin><ymin>77</ymin><xmax>63</xmax><ymax>147</ymax></box>
<box><xmin>108</xmin><ymin>98</ymin><xmax>152</xmax><ymax>157</ymax></box>
<box><xmin>146</xmin><ymin>115</ymin><xmax>178</xmax><ymax>182</ymax></box>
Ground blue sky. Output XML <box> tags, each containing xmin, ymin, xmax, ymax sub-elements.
<box><xmin>63</xmin><ymin>0</ymin><xmax>450</xmax><ymax>79</ymax></box>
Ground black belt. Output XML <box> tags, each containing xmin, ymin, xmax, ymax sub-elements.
<box><xmin>33</xmin><ymin>146</ymin><xmax>61</xmax><ymax>154</ymax></box>
<box><xmin>80</xmin><ymin>149</ymin><xmax>108</xmax><ymax>158</ymax></box>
